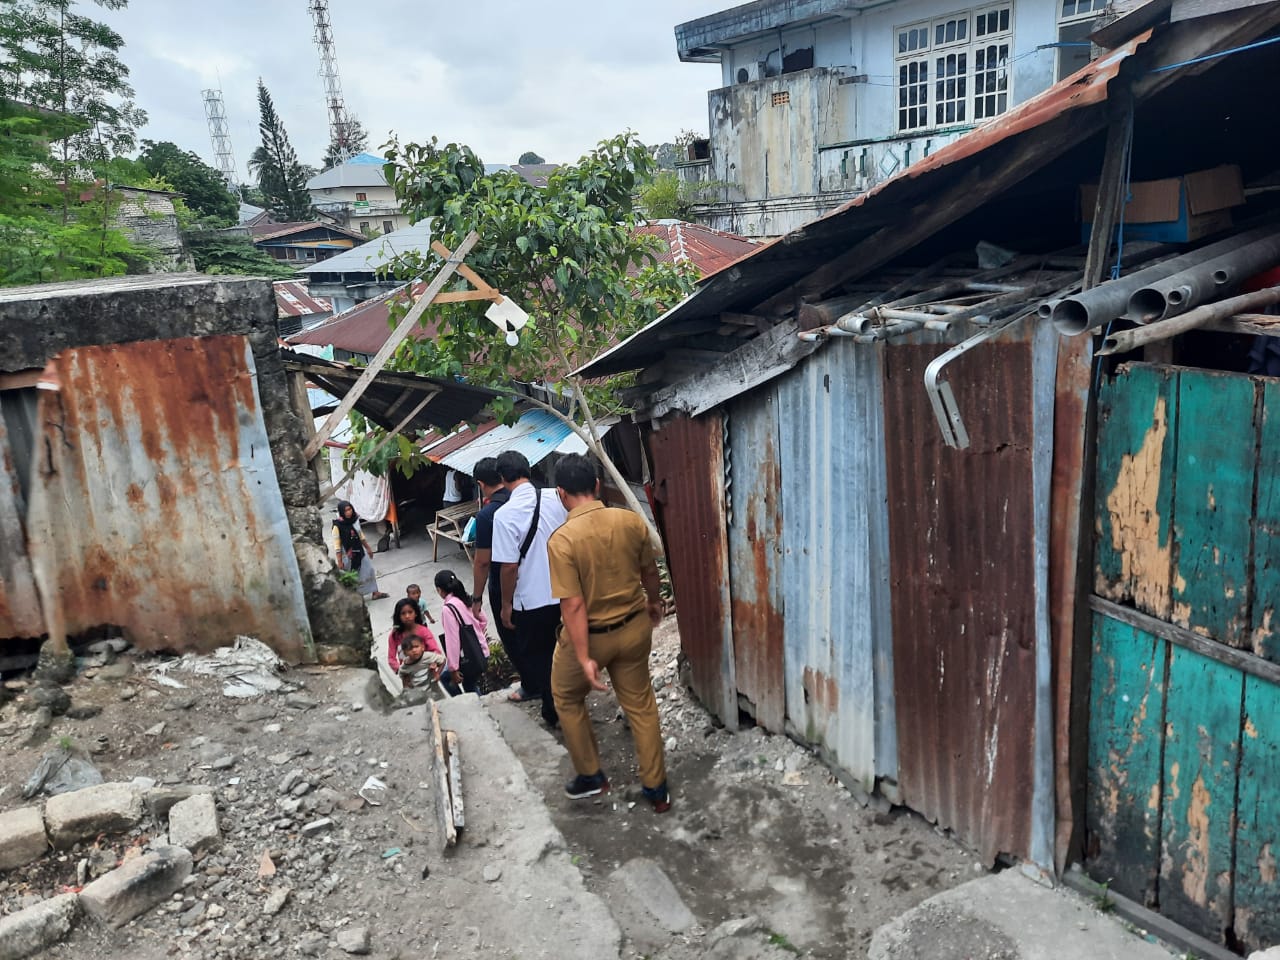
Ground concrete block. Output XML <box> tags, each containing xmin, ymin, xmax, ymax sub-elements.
<box><xmin>166</xmin><ymin>794</ymin><xmax>220</xmax><ymax>854</ymax></box>
<box><xmin>0</xmin><ymin>807</ymin><xmax>48</xmax><ymax>871</ymax></box>
<box><xmin>44</xmin><ymin>782</ymin><xmax>142</xmax><ymax>848</ymax></box>
<box><xmin>144</xmin><ymin>784</ymin><xmax>214</xmax><ymax>823</ymax></box>
<box><xmin>79</xmin><ymin>845</ymin><xmax>192</xmax><ymax>928</ymax></box>
<box><xmin>0</xmin><ymin>893</ymin><xmax>79</xmax><ymax>960</ymax></box>
<box><xmin>611</xmin><ymin>858</ymin><xmax>695</xmax><ymax>933</ymax></box>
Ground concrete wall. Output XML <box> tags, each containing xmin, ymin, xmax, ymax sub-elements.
<box><xmin>683</xmin><ymin>0</ymin><xmax>1068</xmax><ymax>236</ymax></box>
<box><xmin>0</xmin><ymin>275</ymin><xmax>370</xmax><ymax>660</ymax></box>
<box><xmin>115</xmin><ymin>190</ymin><xmax>193</xmax><ymax>272</ymax></box>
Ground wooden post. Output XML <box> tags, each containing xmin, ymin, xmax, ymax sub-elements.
<box><xmin>320</xmin><ymin>392</ymin><xmax>436</xmax><ymax>501</ymax></box>
<box><xmin>286</xmin><ymin>370</ymin><xmax>324</xmax><ymax>486</ymax></box>
<box><xmin>1083</xmin><ymin>95</ymin><xmax>1132</xmax><ymax>291</ymax></box>
<box><xmin>304</xmin><ymin>230</ymin><xmax>480</xmax><ymax>460</ymax></box>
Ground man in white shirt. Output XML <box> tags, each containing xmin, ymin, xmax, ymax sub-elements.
<box><xmin>491</xmin><ymin>450</ymin><xmax>568</xmax><ymax>726</ymax></box>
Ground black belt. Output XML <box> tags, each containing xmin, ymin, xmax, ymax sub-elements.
<box><xmin>588</xmin><ymin>608</ymin><xmax>643</xmax><ymax>634</ymax></box>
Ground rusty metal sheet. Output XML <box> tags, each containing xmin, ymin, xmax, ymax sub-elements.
<box><xmin>774</xmin><ymin>339</ymin><xmax>894</xmax><ymax>792</ymax></box>
<box><xmin>726</xmin><ymin>390</ymin><xmax>786</xmax><ymax>732</ymax></box>
<box><xmin>647</xmin><ymin>413</ymin><xmax>737</xmax><ymax>729</ymax></box>
<box><xmin>0</xmin><ymin>403</ymin><xmax>42</xmax><ymax>640</ymax></box>
<box><xmin>883</xmin><ymin>330</ymin><xmax>1038</xmax><ymax>864</ymax></box>
<box><xmin>25</xmin><ymin>336</ymin><xmax>314</xmax><ymax>662</ymax></box>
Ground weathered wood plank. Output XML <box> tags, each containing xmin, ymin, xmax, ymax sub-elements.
<box><xmin>1160</xmin><ymin>645</ymin><xmax>1243</xmax><ymax>940</ymax></box>
<box><xmin>1090</xmin><ymin>595</ymin><xmax>1280</xmax><ymax>687</ymax></box>
<box><xmin>445</xmin><ymin>730</ymin><xmax>465</xmax><ymax>832</ymax></box>
<box><xmin>1094</xmin><ymin>364</ymin><xmax>1178</xmax><ymax>619</ymax></box>
<box><xmin>1251</xmin><ymin>380</ymin><xmax>1280</xmax><ymax>663</ymax></box>
<box><xmin>427</xmin><ymin>701</ymin><xmax>457</xmax><ymax>849</ymax></box>
<box><xmin>1086</xmin><ymin>612</ymin><xmax>1166</xmax><ymax>906</ymax></box>
<box><xmin>1234</xmin><ymin>674</ymin><xmax>1280</xmax><ymax>953</ymax></box>
<box><xmin>1171</xmin><ymin>370</ymin><xmax>1257</xmax><ymax>646</ymax></box>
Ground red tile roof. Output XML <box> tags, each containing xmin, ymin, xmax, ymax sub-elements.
<box><xmin>273</xmin><ymin>280</ymin><xmax>332</xmax><ymax>319</ymax></box>
<box><xmin>636</xmin><ymin>220</ymin><xmax>758</xmax><ymax>276</ymax></box>
<box><xmin>286</xmin><ymin>281</ymin><xmax>436</xmax><ymax>355</ymax></box>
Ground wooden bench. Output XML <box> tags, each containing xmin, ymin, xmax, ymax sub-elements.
<box><xmin>428</xmin><ymin>501</ymin><xmax>480</xmax><ymax>561</ymax></box>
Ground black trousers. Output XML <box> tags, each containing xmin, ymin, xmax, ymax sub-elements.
<box><xmin>489</xmin><ymin>586</ymin><xmax>530</xmax><ymax>688</ymax></box>
<box><xmin>512</xmin><ymin>603</ymin><xmax>561</xmax><ymax>725</ymax></box>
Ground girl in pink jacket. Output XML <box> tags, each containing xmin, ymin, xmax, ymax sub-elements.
<box><xmin>434</xmin><ymin>570</ymin><xmax>490</xmax><ymax>695</ymax></box>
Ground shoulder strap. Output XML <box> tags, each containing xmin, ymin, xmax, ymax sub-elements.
<box><xmin>517</xmin><ymin>486</ymin><xmax>542</xmax><ymax>564</ymax></box>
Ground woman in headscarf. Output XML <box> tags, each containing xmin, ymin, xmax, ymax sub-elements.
<box><xmin>331</xmin><ymin>500</ymin><xmax>389</xmax><ymax>600</ymax></box>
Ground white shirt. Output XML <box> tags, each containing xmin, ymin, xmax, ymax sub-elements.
<box><xmin>490</xmin><ymin>482</ymin><xmax>568</xmax><ymax>611</ymax></box>
<box><xmin>442</xmin><ymin>470</ymin><xmax>462</xmax><ymax>503</ymax></box>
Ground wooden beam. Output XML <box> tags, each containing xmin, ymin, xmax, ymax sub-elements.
<box><xmin>1090</xmin><ymin>594</ymin><xmax>1280</xmax><ymax>687</ymax></box>
<box><xmin>431</xmin><ymin>289</ymin><xmax>501</xmax><ymax>304</ymax></box>
<box><xmin>720</xmin><ymin>311</ymin><xmax>772</xmax><ymax>332</ymax></box>
<box><xmin>445</xmin><ymin>731</ymin><xmax>465</xmax><ymax>832</ymax></box>
<box><xmin>1082</xmin><ymin>96</ymin><xmax>1132</xmax><ymax>291</ymax></box>
<box><xmin>304</xmin><ymin>230</ymin><xmax>479</xmax><ymax>460</ymax></box>
<box><xmin>430</xmin><ymin>240</ymin><xmax>500</xmax><ymax>301</ymax></box>
<box><xmin>381</xmin><ymin>386</ymin><xmax>416</xmax><ymax>422</ymax></box>
<box><xmin>320</xmin><ymin>391</ymin><xmax>436</xmax><ymax>500</ymax></box>
<box><xmin>427</xmin><ymin>701</ymin><xmax>457</xmax><ymax>849</ymax></box>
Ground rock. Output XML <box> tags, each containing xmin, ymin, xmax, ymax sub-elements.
<box><xmin>301</xmin><ymin>818</ymin><xmax>332</xmax><ymax>836</ymax></box>
<box><xmin>0</xmin><ymin>807</ymin><xmax>48</xmax><ymax>871</ymax></box>
<box><xmin>167</xmin><ymin>794</ymin><xmax>221</xmax><ymax>854</ymax></box>
<box><xmin>258</xmin><ymin>851</ymin><xmax>276</xmax><ymax>877</ymax></box>
<box><xmin>86</xmin><ymin>845</ymin><xmax>115</xmax><ymax>879</ymax></box>
<box><xmin>209</xmin><ymin>756</ymin><xmax>235</xmax><ymax>771</ymax></box>
<box><xmin>79</xmin><ymin>846</ymin><xmax>193</xmax><ymax>928</ymax></box>
<box><xmin>206</xmin><ymin>903</ymin><xmax>226</xmax><ymax>920</ymax></box>
<box><xmin>268</xmin><ymin>752</ymin><xmax>294</xmax><ymax>766</ymax></box>
<box><xmin>64</xmin><ymin>704</ymin><xmax>102</xmax><ymax>720</ymax></box>
<box><xmin>336</xmin><ymin>926</ymin><xmax>371</xmax><ymax>954</ymax></box>
<box><xmin>144</xmin><ymin>785</ymin><xmax>215</xmax><ymax>822</ymax></box>
<box><xmin>144</xmin><ymin>723</ymin><xmax>165</xmax><ymax>737</ymax></box>
<box><xmin>87</xmin><ymin>639</ymin><xmax>129</xmax><ymax>656</ymax></box>
<box><xmin>1249</xmin><ymin>950</ymin><xmax>1280</xmax><ymax>960</ymax></box>
<box><xmin>279</xmin><ymin>769</ymin><xmax>304</xmax><ymax>794</ymax></box>
<box><xmin>285</xmin><ymin>693</ymin><xmax>318</xmax><ymax>710</ymax></box>
<box><xmin>117</xmin><ymin>687</ymin><xmax>137</xmax><ymax>701</ymax></box>
<box><xmin>290</xmin><ymin>781</ymin><xmax>311</xmax><ymax>798</ymax></box>
<box><xmin>707</xmin><ymin>915</ymin><xmax>764</xmax><ymax>947</ymax></box>
<box><xmin>0</xmin><ymin>893</ymin><xmax>79</xmax><ymax>960</ymax></box>
<box><xmin>44</xmin><ymin>783</ymin><xmax>142</xmax><ymax>848</ymax></box>
<box><xmin>179</xmin><ymin>900</ymin><xmax>206</xmax><ymax>927</ymax></box>
<box><xmin>262</xmin><ymin>887</ymin><xmax>290</xmax><ymax>916</ymax></box>
<box><xmin>234</xmin><ymin>704</ymin><xmax>276</xmax><ymax>722</ymax></box>
<box><xmin>164</xmin><ymin>695</ymin><xmax>198</xmax><ymax>711</ymax></box>
<box><xmin>298</xmin><ymin>932</ymin><xmax>327</xmax><ymax>956</ymax></box>
<box><xmin>611</xmin><ymin>858</ymin><xmax>696</xmax><ymax>933</ymax></box>
<box><xmin>482</xmin><ymin>863</ymin><xmax>503</xmax><ymax>883</ymax></box>
<box><xmin>96</xmin><ymin>662</ymin><xmax>132</xmax><ymax>680</ymax></box>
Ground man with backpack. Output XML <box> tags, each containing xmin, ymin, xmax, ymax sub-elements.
<box><xmin>490</xmin><ymin>450</ymin><xmax>568</xmax><ymax>727</ymax></box>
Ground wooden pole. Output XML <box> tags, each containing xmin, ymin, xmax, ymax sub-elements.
<box><xmin>304</xmin><ymin>230</ymin><xmax>480</xmax><ymax>460</ymax></box>
<box><xmin>320</xmin><ymin>392</ymin><xmax>436</xmax><ymax>500</ymax></box>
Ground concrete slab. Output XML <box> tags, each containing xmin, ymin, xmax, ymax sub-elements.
<box><xmin>869</xmin><ymin>870</ymin><xmax>1177</xmax><ymax>960</ymax></box>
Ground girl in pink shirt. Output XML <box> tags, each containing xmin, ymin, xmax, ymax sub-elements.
<box><xmin>434</xmin><ymin>570</ymin><xmax>490</xmax><ymax>695</ymax></box>
<box><xmin>387</xmin><ymin>597</ymin><xmax>443</xmax><ymax>674</ymax></box>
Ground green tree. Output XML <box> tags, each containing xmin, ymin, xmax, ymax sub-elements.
<box><xmin>517</xmin><ymin>150</ymin><xmax>544</xmax><ymax>165</ymax></box>
<box><xmin>138</xmin><ymin>139</ymin><xmax>237</xmax><ymax>225</ymax></box>
<box><xmin>186</xmin><ymin>231</ymin><xmax>300</xmax><ymax>278</ymax></box>
<box><xmin>322</xmin><ymin>114</ymin><xmax>367</xmax><ymax>170</ymax></box>
<box><xmin>373</xmin><ymin>131</ymin><xmax>695</xmax><ymax>534</ymax></box>
<box><xmin>248</xmin><ymin>80</ymin><xmax>313</xmax><ymax>221</ymax></box>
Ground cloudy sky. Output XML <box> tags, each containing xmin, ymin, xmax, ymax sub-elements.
<box><xmin>95</xmin><ymin>1</ymin><xmax>728</xmax><ymax>175</ymax></box>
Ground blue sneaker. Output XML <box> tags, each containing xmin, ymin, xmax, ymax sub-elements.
<box><xmin>565</xmin><ymin>771</ymin><xmax>609</xmax><ymax>799</ymax></box>
<box><xmin>641</xmin><ymin>781</ymin><xmax>671</xmax><ymax>813</ymax></box>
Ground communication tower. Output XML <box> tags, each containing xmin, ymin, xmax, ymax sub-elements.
<box><xmin>201</xmin><ymin>88</ymin><xmax>239</xmax><ymax>194</ymax></box>
<box><xmin>308</xmin><ymin>0</ymin><xmax>357</xmax><ymax>164</ymax></box>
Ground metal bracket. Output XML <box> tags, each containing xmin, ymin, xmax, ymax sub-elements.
<box><xmin>924</xmin><ymin>314</ymin><xmax>1027</xmax><ymax>449</ymax></box>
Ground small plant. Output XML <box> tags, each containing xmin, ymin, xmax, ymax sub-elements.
<box><xmin>57</xmin><ymin>735</ymin><xmax>75</xmax><ymax>751</ymax></box>
<box><xmin>1093</xmin><ymin>880</ymin><xmax>1116</xmax><ymax>914</ymax></box>
<box><xmin>337</xmin><ymin>569</ymin><xmax>361</xmax><ymax>590</ymax></box>
<box><xmin>766</xmin><ymin>931</ymin><xmax>802</xmax><ymax>955</ymax></box>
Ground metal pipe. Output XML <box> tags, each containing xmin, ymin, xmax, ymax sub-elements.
<box><xmin>1128</xmin><ymin>231</ymin><xmax>1280</xmax><ymax>322</ymax></box>
<box><xmin>1100</xmin><ymin>286</ymin><xmax>1280</xmax><ymax>354</ymax></box>
<box><xmin>1048</xmin><ymin>227</ymin><xmax>1273</xmax><ymax>335</ymax></box>
<box><xmin>1037</xmin><ymin>299</ymin><xmax>1059</xmax><ymax>319</ymax></box>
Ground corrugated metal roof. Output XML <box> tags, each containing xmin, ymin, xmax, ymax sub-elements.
<box><xmin>286</xmin><ymin>281</ymin><xmax>435</xmax><ymax>355</ymax></box>
<box><xmin>637</xmin><ymin>221</ymin><xmax>758</xmax><ymax>276</ymax></box>
<box><xmin>273</xmin><ymin>280</ymin><xmax>331</xmax><ymax>319</ymax></box>
<box><xmin>437</xmin><ymin>409</ymin><xmax>573</xmax><ymax>475</ymax></box>
<box><xmin>423</xmin><ymin>419</ymin><xmax>502</xmax><ymax>460</ymax></box>
<box><xmin>252</xmin><ymin>221</ymin><xmax>364</xmax><ymax>243</ymax></box>
<box><xmin>300</xmin><ymin>221</ymin><xmax>432</xmax><ymax>277</ymax></box>
<box><xmin>580</xmin><ymin>32</ymin><xmax>1151</xmax><ymax>378</ymax></box>
<box><xmin>280</xmin><ymin>349</ymin><xmax>497</xmax><ymax>435</ymax></box>
<box><xmin>306</xmin><ymin>152</ymin><xmax>391</xmax><ymax>190</ymax></box>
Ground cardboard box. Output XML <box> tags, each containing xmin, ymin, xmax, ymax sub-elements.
<box><xmin>1080</xmin><ymin>164</ymin><xmax>1244</xmax><ymax>243</ymax></box>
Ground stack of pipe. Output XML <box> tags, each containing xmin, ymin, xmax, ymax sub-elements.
<box><xmin>1046</xmin><ymin>226</ymin><xmax>1274</xmax><ymax>335</ymax></box>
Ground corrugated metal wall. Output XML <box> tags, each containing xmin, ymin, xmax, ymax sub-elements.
<box><xmin>725</xmin><ymin>392</ymin><xmax>786</xmax><ymax>732</ymax></box>
<box><xmin>774</xmin><ymin>339</ymin><xmax>896</xmax><ymax>791</ymax></box>
<box><xmin>0</xmin><ymin>400</ymin><xmax>43</xmax><ymax>640</ymax></box>
<box><xmin>882</xmin><ymin>329</ymin><xmax>1038</xmax><ymax>864</ymax></box>
<box><xmin>24</xmin><ymin>336</ymin><xmax>314</xmax><ymax>661</ymax></box>
<box><xmin>648</xmin><ymin>413</ymin><xmax>738</xmax><ymax>728</ymax></box>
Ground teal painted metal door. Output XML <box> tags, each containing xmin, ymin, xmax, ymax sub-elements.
<box><xmin>1089</xmin><ymin>363</ymin><xmax>1280</xmax><ymax>952</ymax></box>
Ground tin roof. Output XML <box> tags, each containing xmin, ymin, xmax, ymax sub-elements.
<box><xmin>637</xmin><ymin>221</ymin><xmax>758</xmax><ymax>276</ymax></box>
<box><xmin>433</xmin><ymin>408</ymin><xmax>608</xmax><ymax>475</ymax></box>
<box><xmin>307</xmin><ymin>152</ymin><xmax>391</xmax><ymax>190</ymax></box>
<box><xmin>286</xmin><ymin>281</ymin><xmax>434</xmax><ymax>355</ymax></box>
<box><xmin>581</xmin><ymin>33</ymin><xmax>1152</xmax><ymax>377</ymax></box>
<box><xmin>252</xmin><ymin>221</ymin><xmax>365</xmax><ymax>243</ymax></box>
<box><xmin>300</xmin><ymin>221</ymin><xmax>433</xmax><ymax>278</ymax></box>
<box><xmin>273</xmin><ymin>280</ymin><xmax>331</xmax><ymax>319</ymax></box>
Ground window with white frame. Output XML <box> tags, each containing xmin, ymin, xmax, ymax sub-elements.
<box><xmin>1059</xmin><ymin>0</ymin><xmax>1106</xmax><ymax>21</ymax></box>
<box><xmin>895</xmin><ymin>6</ymin><xmax>1012</xmax><ymax>133</ymax></box>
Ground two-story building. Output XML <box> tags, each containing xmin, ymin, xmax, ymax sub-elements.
<box><xmin>675</xmin><ymin>0</ymin><xmax>1130</xmax><ymax>237</ymax></box>
<box><xmin>307</xmin><ymin>152</ymin><xmax>412</xmax><ymax>236</ymax></box>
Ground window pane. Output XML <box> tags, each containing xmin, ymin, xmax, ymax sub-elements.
<box><xmin>1000</xmin><ymin>9</ymin><xmax>1009</xmax><ymax>30</ymax></box>
<box><xmin>958</xmin><ymin>19</ymin><xmax>968</xmax><ymax>40</ymax></box>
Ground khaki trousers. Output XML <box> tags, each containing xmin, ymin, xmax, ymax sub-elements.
<box><xmin>551</xmin><ymin>615</ymin><xmax>666</xmax><ymax>790</ymax></box>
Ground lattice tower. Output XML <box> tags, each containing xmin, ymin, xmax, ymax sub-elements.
<box><xmin>201</xmin><ymin>88</ymin><xmax>238</xmax><ymax>191</ymax></box>
<box><xmin>308</xmin><ymin>0</ymin><xmax>356</xmax><ymax>163</ymax></box>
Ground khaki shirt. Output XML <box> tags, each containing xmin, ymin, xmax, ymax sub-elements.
<box><xmin>548</xmin><ymin>502</ymin><xmax>653</xmax><ymax>626</ymax></box>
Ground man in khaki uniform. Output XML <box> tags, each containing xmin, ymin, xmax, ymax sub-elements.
<box><xmin>547</xmin><ymin>454</ymin><xmax>670</xmax><ymax>812</ymax></box>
